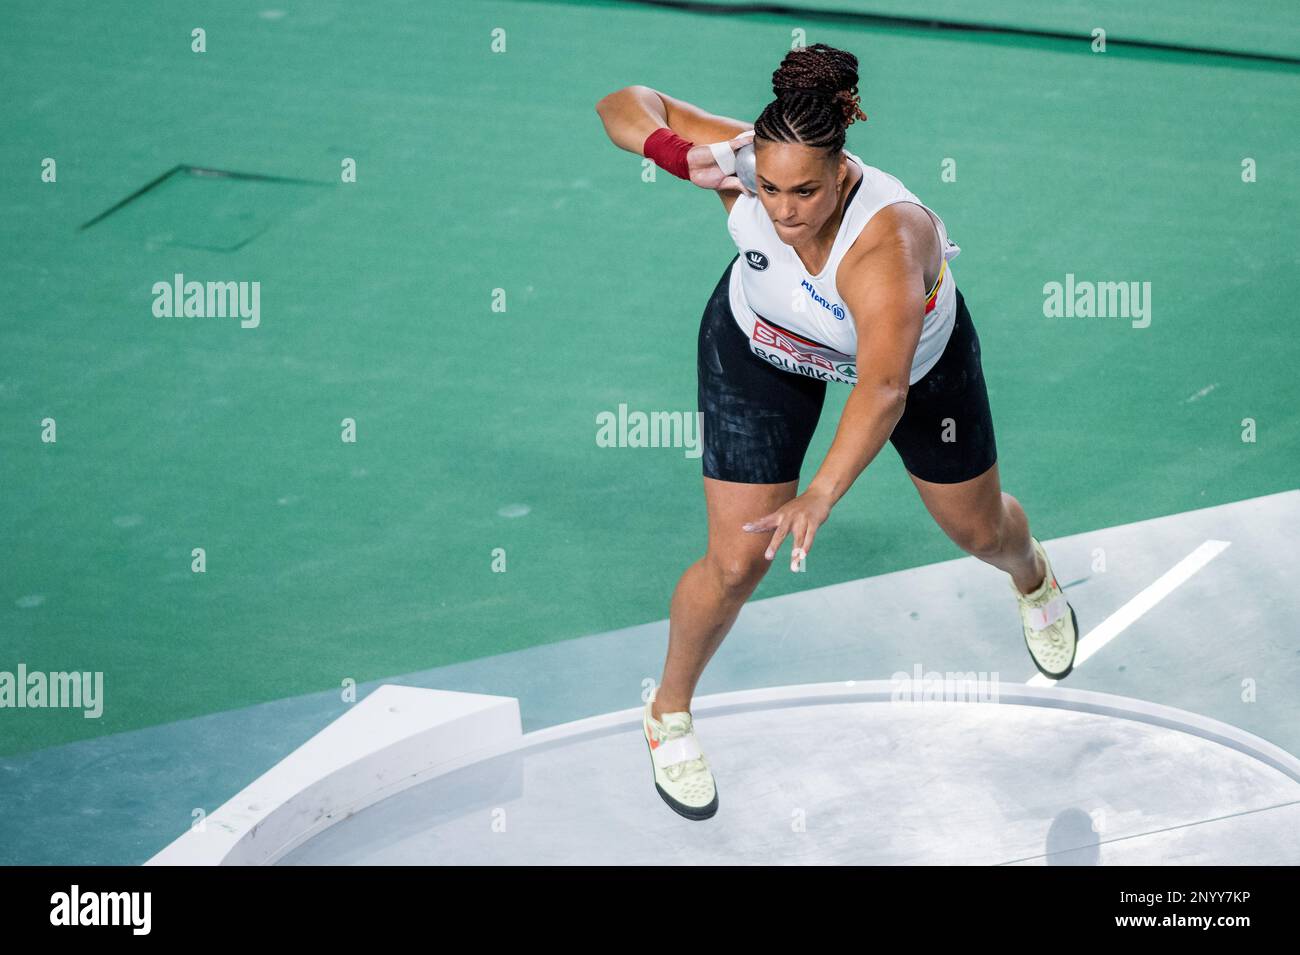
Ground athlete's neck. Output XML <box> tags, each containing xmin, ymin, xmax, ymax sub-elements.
<box><xmin>793</xmin><ymin>160</ymin><xmax>862</xmax><ymax>274</ymax></box>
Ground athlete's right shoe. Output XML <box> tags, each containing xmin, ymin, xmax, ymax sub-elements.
<box><xmin>642</xmin><ymin>686</ymin><xmax>719</xmax><ymax>820</ymax></box>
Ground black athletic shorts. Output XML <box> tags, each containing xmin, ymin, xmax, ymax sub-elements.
<box><xmin>698</xmin><ymin>254</ymin><xmax>997</xmax><ymax>485</ymax></box>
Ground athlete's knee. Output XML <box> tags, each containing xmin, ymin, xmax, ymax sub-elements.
<box><xmin>704</xmin><ymin>549</ymin><xmax>770</xmax><ymax>598</ymax></box>
<box><xmin>950</xmin><ymin>521</ymin><xmax>1003</xmax><ymax>558</ymax></box>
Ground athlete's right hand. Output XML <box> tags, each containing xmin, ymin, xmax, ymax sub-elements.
<box><xmin>742</xmin><ymin>487</ymin><xmax>833</xmax><ymax>573</ymax></box>
<box><xmin>687</xmin><ymin>130</ymin><xmax>755</xmax><ymax>195</ymax></box>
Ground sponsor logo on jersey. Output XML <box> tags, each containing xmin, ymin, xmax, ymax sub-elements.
<box><xmin>744</xmin><ymin>249</ymin><xmax>769</xmax><ymax>271</ymax></box>
<box><xmin>752</xmin><ymin>320</ymin><xmax>834</xmax><ymax>371</ymax></box>
<box><xmin>800</xmin><ymin>278</ymin><xmax>846</xmax><ymax>320</ymax></box>
<box><xmin>749</xmin><ymin>317</ymin><xmax>857</xmax><ymax>385</ymax></box>
<box><xmin>753</xmin><ymin>348</ymin><xmax>848</xmax><ymax>382</ymax></box>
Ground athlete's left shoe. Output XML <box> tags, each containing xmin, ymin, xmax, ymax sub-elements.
<box><xmin>1010</xmin><ymin>537</ymin><xmax>1079</xmax><ymax>680</ymax></box>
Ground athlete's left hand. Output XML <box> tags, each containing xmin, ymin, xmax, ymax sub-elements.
<box><xmin>743</xmin><ymin>488</ymin><xmax>834</xmax><ymax>572</ymax></box>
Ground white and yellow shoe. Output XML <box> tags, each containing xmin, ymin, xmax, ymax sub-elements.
<box><xmin>642</xmin><ymin>686</ymin><xmax>718</xmax><ymax>820</ymax></box>
<box><xmin>1011</xmin><ymin>537</ymin><xmax>1079</xmax><ymax>680</ymax></box>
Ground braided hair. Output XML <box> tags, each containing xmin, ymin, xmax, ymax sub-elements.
<box><xmin>753</xmin><ymin>43</ymin><xmax>868</xmax><ymax>155</ymax></box>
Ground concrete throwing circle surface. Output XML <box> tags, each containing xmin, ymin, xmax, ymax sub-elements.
<box><xmin>280</xmin><ymin>699</ymin><xmax>1300</xmax><ymax>865</ymax></box>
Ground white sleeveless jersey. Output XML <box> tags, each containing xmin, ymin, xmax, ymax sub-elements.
<box><xmin>726</xmin><ymin>148</ymin><xmax>962</xmax><ymax>386</ymax></box>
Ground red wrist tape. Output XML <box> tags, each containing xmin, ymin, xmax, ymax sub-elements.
<box><xmin>643</xmin><ymin>127</ymin><xmax>693</xmax><ymax>180</ymax></box>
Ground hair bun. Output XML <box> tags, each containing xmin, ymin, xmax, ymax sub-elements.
<box><xmin>833</xmin><ymin>88</ymin><xmax>868</xmax><ymax>128</ymax></box>
<box><xmin>771</xmin><ymin>43</ymin><xmax>866</xmax><ymax>128</ymax></box>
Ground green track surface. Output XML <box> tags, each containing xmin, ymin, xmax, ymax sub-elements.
<box><xmin>592</xmin><ymin>0</ymin><xmax>1300</xmax><ymax>59</ymax></box>
<box><xmin>2</xmin><ymin>0</ymin><xmax>1298</xmax><ymax>756</ymax></box>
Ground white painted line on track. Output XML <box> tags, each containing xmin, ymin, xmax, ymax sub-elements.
<box><xmin>1028</xmin><ymin>539</ymin><xmax>1232</xmax><ymax>687</ymax></box>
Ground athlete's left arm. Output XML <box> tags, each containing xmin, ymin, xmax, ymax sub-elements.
<box><xmin>743</xmin><ymin>205</ymin><xmax>934</xmax><ymax>569</ymax></box>
<box><xmin>808</xmin><ymin>206</ymin><xmax>934</xmax><ymax>502</ymax></box>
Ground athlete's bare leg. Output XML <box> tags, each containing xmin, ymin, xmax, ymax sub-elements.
<box><xmin>906</xmin><ymin>461</ymin><xmax>1046</xmax><ymax>593</ymax></box>
<box><xmin>652</xmin><ymin>476</ymin><xmax>798</xmax><ymax>721</ymax></box>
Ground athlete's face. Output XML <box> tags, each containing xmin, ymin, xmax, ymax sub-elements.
<box><xmin>753</xmin><ymin>141</ymin><xmax>848</xmax><ymax>242</ymax></box>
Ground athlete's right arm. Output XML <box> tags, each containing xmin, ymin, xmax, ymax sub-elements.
<box><xmin>594</xmin><ymin>86</ymin><xmax>754</xmax><ymax>213</ymax></box>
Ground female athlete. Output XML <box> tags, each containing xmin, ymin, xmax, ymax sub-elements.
<box><xmin>595</xmin><ymin>43</ymin><xmax>1079</xmax><ymax>821</ymax></box>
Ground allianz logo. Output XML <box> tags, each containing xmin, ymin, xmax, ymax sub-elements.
<box><xmin>800</xmin><ymin>279</ymin><xmax>846</xmax><ymax>320</ymax></box>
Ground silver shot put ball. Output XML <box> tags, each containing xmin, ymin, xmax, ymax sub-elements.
<box><xmin>736</xmin><ymin>142</ymin><xmax>757</xmax><ymax>194</ymax></box>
